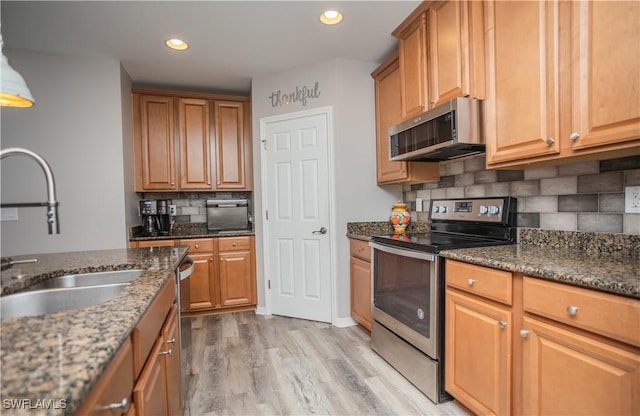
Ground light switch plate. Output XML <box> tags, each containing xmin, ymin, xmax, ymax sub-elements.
<box><xmin>1</xmin><ymin>208</ymin><xmax>19</xmax><ymax>221</ymax></box>
<box><xmin>416</xmin><ymin>198</ymin><xmax>423</xmax><ymax>212</ymax></box>
<box><xmin>625</xmin><ymin>186</ymin><xmax>640</xmax><ymax>213</ymax></box>
<box><xmin>170</xmin><ymin>204</ymin><xmax>177</xmax><ymax>216</ymax></box>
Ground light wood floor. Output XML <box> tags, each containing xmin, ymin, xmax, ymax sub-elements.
<box><xmin>184</xmin><ymin>312</ymin><xmax>469</xmax><ymax>416</ymax></box>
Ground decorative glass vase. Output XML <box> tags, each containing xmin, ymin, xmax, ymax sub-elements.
<box><xmin>390</xmin><ymin>201</ymin><xmax>411</xmax><ymax>234</ymax></box>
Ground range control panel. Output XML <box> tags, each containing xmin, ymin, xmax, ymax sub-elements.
<box><xmin>429</xmin><ymin>197</ymin><xmax>511</xmax><ymax>223</ymax></box>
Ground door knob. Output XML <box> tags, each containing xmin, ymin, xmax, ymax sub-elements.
<box><xmin>312</xmin><ymin>227</ymin><xmax>327</xmax><ymax>235</ymax></box>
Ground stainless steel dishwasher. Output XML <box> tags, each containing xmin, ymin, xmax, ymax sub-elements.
<box><xmin>176</xmin><ymin>257</ymin><xmax>194</xmax><ymax>395</ymax></box>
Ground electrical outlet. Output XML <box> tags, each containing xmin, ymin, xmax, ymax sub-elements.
<box><xmin>1</xmin><ymin>208</ymin><xmax>18</xmax><ymax>221</ymax></box>
<box><xmin>625</xmin><ymin>186</ymin><xmax>640</xmax><ymax>213</ymax></box>
<box><xmin>416</xmin><ymin>198</ymin><xmax>423</xmax><ymax>212</ymax></box>
<box><xmin>170</xmin><ymin>204</ymin><xmax>177</xmax><ymax>216</ymax></box>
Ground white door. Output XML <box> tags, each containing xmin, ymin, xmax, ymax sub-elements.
<box><xmin>262</xmin><ymin>108</ymin><xmax>332</xmax><ymax>323</ymax></box>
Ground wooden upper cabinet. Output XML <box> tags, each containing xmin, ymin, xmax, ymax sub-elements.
<box><xmin>484</xmin><ymin>0</ymin><xmax>640</xmax><ymax>168</ymax></box>
<box><xmin>133</xmin><ymin>89</ymin><xmax>252</xmax><ymax>192</ymax></box>
<box><xmin>213</xmin><ymin>101</ymin><xmax>250</xmax><ymax>190</ymax></box>
<box><xmin>178</xmin><ymin>98</ymin><xmax>211</xmax><ymax>190</ymax></box>
<box><xmin>484</xmin><ymin>0</ymin><xmax>561</xmax><ymax>165</ymax></box>
<box><xmin>371</xmin><ymin>53</ymin><xmax>439</xmax><ymax>185</ymax></box>
<box><xmin>396</xmin><ymin>12</ymin><xmax>429</xmax><ymax>118</ymax></box>
<box><xmin>569</xmin><ymin>1</ymin><xmax>640</xmax><ymax>151</ymax></box>
<box><xmin>135</xmin><ymin>94</ymin><xmax>177</xmax><ymax>190</ymax></box>
<box><xmin>428</xmin><ymin>1</ymin><xmax>485</xmax><ymax>107</ymax></box>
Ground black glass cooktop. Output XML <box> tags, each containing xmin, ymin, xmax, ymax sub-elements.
<box><xmin>371</xmin><ymin>232</ymin><xmax>513</xmax><ymax>253</ymax></box>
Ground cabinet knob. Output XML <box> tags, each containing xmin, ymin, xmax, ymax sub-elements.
<box><xmin>546</xmin><ymin>137</ymin><xmax>555</xmax><ymax>146</ymax></box>
<box><xmin>467</xmin><ymin>278</ymin><xmax>475</xmax><ymax>286</ymax></box>
<box><xmin>498</xmin><ymin>321</ymin><xmax>507</xmax><ymax>329</ymax></box>
<box><xmin>566</xmin><ymin>305</ymin><xmax>578</xmax><ymax>316</ymax></box>
<box><xmin>570</xmin><ymin>132</ymin><xmax>580</xmax><ymax>141</ymax></box>
<box><xmin>166</xmin><ymin>338</ymin><xmax>176</xmax><ymax>344</ymax></box>
<box><xmin>430</xmin><ymin>99</ymin><xmax>435</xmax><ymax>104</ymax></box>
<box><xmin>159</xmin><ymin>348</ymin><xmax>173</xmax><ymax>356</ymax></box>
<box><xmin>520</xmin><ymin>329</ymin><xmax>530</xmax><ymax>338</ymax></box>
<box><xmin>99</xmin><ymin>397</ymin><xmax>129</xmax><ymax>412</ymax></box>
<box><xmin>194</xmin><ymin>244</ymin><xmax>199</xmax><ymax>249</ymax></box>
<box><xmin>232</xmin><ymin>242</ymin><xmax>236</xmax><ymax>247</ymax></box>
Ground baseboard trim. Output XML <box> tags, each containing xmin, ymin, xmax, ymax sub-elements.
<box><xmin>333</xmin><ymin>316</ymin><xmax>358</xmax><ymax>328</ymax></box>
<box><xmin>255</xmin><ymin>306</ymin><xmax>269</xmax><ymax>316</ymax></box>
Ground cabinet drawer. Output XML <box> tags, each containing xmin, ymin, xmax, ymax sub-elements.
<box><xmin>178</xmin><ymin>238</ymin><xmax>214</xmax><ymax>253</ymax></box>
<box><xmin>523</xmin><ymin>277</ymin><xmax>640</xmax><ymax>347</ymax></box>
<box><xmin>350</xmin><ymin>239</ymin><xmax>371</xmax><ymax>262</ymax></box>
<box><xmin>218</xmin><ymin>236</ymin><xmax>252</xmax><ymax>252</ymax></box>
<box><xmin>134</xmin><ymin>240</ymin><xmax>175</xmax><ymax>248</ymax></box>
<box><xmin>446</xmin><ymin>260</ymin><xmax>513</xmax><ymax>306</ymax></box>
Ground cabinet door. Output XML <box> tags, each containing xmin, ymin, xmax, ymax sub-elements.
<box><xmin>371</xmin><ymin>55</ymin><xmax>440</xmax><ymax>185</ymax></box>
<box><xmin>218</xmin><ymin>250</ymin><xmax>256</xmax><ymax>307</ymax></box>
<box><xmin>137</xmin><ymin>95</ymin><xmax>177</xmax><ymax>190</ymax></box>
<box><xmin>134</xmin><ymin>336</ymin><xmax>168</xmax><ymax>416</ymax></box>
<box><xmin>350</xmin><ymin>256</ymin><xmax>371</xmax><ymax>331</ymax></box>
<box><xmin>428</xmin><ymin>1</ymin><xmax>484</xmax><ymax>106</ymax></box>
<box><xmin>162</xmin><ymin>305</ymin><xmax>182</xmax><ymax>416</ymax></box>
<box><xmin>398</xmin><ymin>12</ymin><xmax>429</xmax><ymax>118</ymax></box>
<box><xmin>213</xmin><ymin>101</ymin><xmax>247</xmax><ymax>189</ymax></box>
<box><xmin>178</xmin><ymin>98</ymin><xmax>212</xmax><ymax>190</ymax></box>
<box><xmin>188</xmin><ymin>252</ymin><xmax>215</xmax><ymax>310</ymax></box>
<box><xmin>521</xmin><ymin>316</ymin><xmax>640</xmax><ymax>416</ymax></box>
<box><xmin>569</xmin><ymin>1</ymin><xmax>640</xmax><ymax>151</ymax></box>
<box><xmin>445</xmin><ymin>289</ymin><xmax>512</xmax><ymax>415</ymax></box>
<box><xmin>484</xmin><ymin>0</ymin><xmax>561</xmax><ymax>165</ymax></box>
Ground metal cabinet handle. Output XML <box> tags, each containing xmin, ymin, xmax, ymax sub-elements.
<box><xmin>467</xmin><ymin>278</ymin><xmax>475</xmax><ymax>286</ymax></box>
<box><xmin>566</xmin><ymin>305</ymin><xmax>578</xmax><ymax>316</ymax></box>
<box><xmin>166</xmin><ymin>338</ymin><xmax>176</xmax><ymax>344</ymax></box>
<box><xmin>520</xmin><ymin>329</ymin><xmax>530</xmax><ymax>338</ymax></box>
<box><xmin>232</xmin><ymin>242</ymin><xmax>236</xmax><ymax>247</ymax></box>
<box><xmin>99</xmin><ymin>397</ymin><xmax>129</xmax><ymax>412</ymax></box>
<box><xmin>159</xmin><ymin>349</ymin><xmax>172</xmax><ymax>356</ymax></box>
<box><xmin>194</xmin><ymin>244</ymin><xmax>199</xmax><ymax>249</ymax></box>
<box><xmin>498</xmin><ymin>321</ymin><xmax>507</xmax><ymax>329</ymax></box>
<box><xmin>570</xmin><ymin>132</ymin><xmax>580</xmax><ymax>141</ymax></box>
<box><xmin>312</xmin><ymin>227</ymin><xmax>327</xmax><ymax>235</ymax></box>
<box><xmin>546</xmin><ymin>137</ymin><xmax>555</xmax><ymax>145</ymax></box>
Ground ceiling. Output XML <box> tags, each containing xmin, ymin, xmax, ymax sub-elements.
<box><xmin>1</xmin><ymin>1</ymin><xmax>421</xmax><ymax>95</ymax></box>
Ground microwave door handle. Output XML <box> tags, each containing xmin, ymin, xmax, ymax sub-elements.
<box><xmin>369</xmin><ymin>242</ymin><xmax>436</xmax><ymax>262</ymax></box>
<box><xmin>216</xmin><ymin>204</ymin><xmax>240</xmax><ymax>208</ymax></box>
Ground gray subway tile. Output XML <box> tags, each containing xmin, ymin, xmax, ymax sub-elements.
<box><xmin>455</xmin><ymin>173</ymin><xmax>475</xmax><ymax>187</ymax></box>
<box><xmin>410</xmin><ymin>184</ymin><xmax>423</xmax><ymax>191</ymax></box>
<box><xmin>577</xmin><ymin>213</ymin><xmax>623</xmax><ymax>233</ymax></box>
<box><xmin>600</xmin><ymin>156</ymin><xmax>640</xmax><ymax>172</ymax></box>
<box><xmin>517</xmin><ymin>213</ymin><xmax>540</xmax><ymax>228</ymax></box>
<box><xmin>438</xmin><ymin>175</ymin><xmax>456</xmax><ymax>188</ymax></box>
<box><xmin>540</xmin><ymin>213</ymin><xmax>578</xmax><ymax>231</ymax></box>
<box><xmin>558</xmin><ymin>194</ymin><xmax>599</xmax><ymax>212</ymax></box>
<box><xmin>509</xmin><ymin>180</ymin><xmax>540</xmax><ymax>197</ymax></box>
<box><xmin>497</xmin><ymin>170</ymin><xmax>525</xmax><ymax>182</ymax></box>
<box><xmin>540</xmin><ymin>176</ymin><xmax>578</xmax><ymax>195</ymax></box>
<box><xmin>444</xmin><ymin>160</ymin><xmax>465</xmax><ymax>176</ymax></box>
<box><xmin>577</xmin><ymin>171</ymin><xmax>623</xmax><ymax>193</ymax></box>
<box><xmin>485</xmin><ymin>182</ymin><xmax>511</xmax><ymax>197</ymax></box>
<box><xmin>431</xmin><ymin>188</ymin><xmax>447</xmax><ymax>199</ymax></box>
<box><xmin>475</xmin><ymin>170</ymin><xmax>498</xmax><ymax>184</ymax></box>
<box><xmin>524</xmin><ymin>166</ymin><xmax>559</xmax><ymax>180</ymax></box>
<box><xmin>404</xmin><ymin>191</ymin><xmax>417</xmax><ymax>202</ymax></box>
<box><xmin>464</xmin><ymin>185</ymin><xmax>486</xmax><ymax>198</ymax></box>
<box><xmin>558</xmin><ymin>161</ymin><xmax>599</xmax><ymax>176</ymax></box>
<box><xmin>523</xmin><ymin>196</ymin><xmax>558</xmax><ymax>213</ymax></box>
<box><xmin>599</xmin><ymin>193</ymin><xmax>625</xmax><ymax>213</ymax></box>
<box><xmin>416</xmin><ymin>189</ymin><xmax>431</xmax><ymax>200</ymax></box>
<box><xmin>446</xmin><ymin>187</ymin><xmax>465</xmax><ymax>198</ymax></box>
<box><xmin>624</xmin><ymin>169</ymin><xmax>640</xmax><ymax>186</ymax></box>
<box><xmin>623</xmin><ymin>214</ymin><xmax>640</xmax><ymax>235</ymax></box>
<box><xmin>463</xmin><ymin>155</ymin><xmax>486</xmax><ymax>173</ymax></box>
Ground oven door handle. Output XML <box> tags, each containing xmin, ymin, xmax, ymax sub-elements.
<box><xmin>178</xmin><ymin>257</ymin><xmax>195</xmax><ymax>281</ymax></box>
<box><xmin>369</xmin><ymin>242</ymin><xmax>436</xmax><ymax>261</ymax></box>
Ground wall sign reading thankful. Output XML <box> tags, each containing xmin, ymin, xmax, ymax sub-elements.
<box><xmin>269</xmin><ymin>82</ymin><xmax>321</xmax><ymax>107</ymax></box>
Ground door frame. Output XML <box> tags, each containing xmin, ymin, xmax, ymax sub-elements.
<box><xmin>259</xmin><ymin>106</ymin><xmax>337</xmax><ymax>323</ymax></box>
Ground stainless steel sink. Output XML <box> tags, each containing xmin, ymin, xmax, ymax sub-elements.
<box><xmin>26</xmin><ymin>269</ymin><xmax>145</xmax><ymax>291</ymax></box>
<box><xmin>1</xmin><ymin>283</ymin><xmax>129</xmax><ymax>319</ymax></box>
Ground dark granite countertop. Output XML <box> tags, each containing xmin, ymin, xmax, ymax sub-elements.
<box><xmin>129</xmin><ymin>223</ymin><xmax>254</xmax><ymax>242</ymax></box>
<box><xmin>440</xmin><ymin>244</ymin><xmax>640</xmax><ymax>299</ymax></box>
<box><xmin>0</xmin><ymin>246</ymin><xmax>188</xmax><ymax>415</ymax></box>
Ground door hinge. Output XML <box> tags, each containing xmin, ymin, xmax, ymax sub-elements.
<box><xmin>268</xmin><ymin>279</ymin><xmax>271</xmax><ymax>290</ymax></box>
<box><xmin>261</xmin><ymin>139</ymin><xmax>267</xmax><ymax>150</ymax></box>
<box><xmin>265</xmin><ymin>210</ymin><xmax>268</xmax><ymax>220</ymax></box>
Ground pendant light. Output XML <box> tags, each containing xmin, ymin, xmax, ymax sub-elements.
<box><xmin>0</xmin><ymin>32</ymin><xmax>35</xmax><ymax>107</ymax></box>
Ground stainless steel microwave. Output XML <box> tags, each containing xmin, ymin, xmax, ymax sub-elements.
<box><xmin>389</xmin><ymin>97</ymin><xmax>484</xmax><ymax>162</ymax></box>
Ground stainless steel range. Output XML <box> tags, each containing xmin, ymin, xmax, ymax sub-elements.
<box><xmin>369</xmin><ymin>197</ymin><xmax>517</xmax><ymax>403</ymax></box>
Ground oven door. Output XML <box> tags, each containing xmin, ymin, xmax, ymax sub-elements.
<box><xmin>370</xmin><ymin>241</ymin><xmax>441</xmax><ymax>359</ymax></box>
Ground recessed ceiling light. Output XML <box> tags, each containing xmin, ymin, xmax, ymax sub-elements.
<box><xmin>165</xmin><ymin>38</ymin><xmax>189</xmax><ymax>51</ymax></box>
<box><xmin>320</xmin><ymin>10</ymin><xmax>343</xmax><ymax>25</ymax></box>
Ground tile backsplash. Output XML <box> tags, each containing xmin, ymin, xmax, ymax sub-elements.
<box><xmin>139</xmin><ymin>192</ymin><xmax>252</xmax><ymax>224</ymax></box>
<box><xmin>403</xmin><ymin>155</ymin><xmax>640</xmax><ymax>235</ymax></box>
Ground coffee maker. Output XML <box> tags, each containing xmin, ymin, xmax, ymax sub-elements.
<box><xmin>139</xmin><ymin>200</ymin><xmax>172</xmax><ymax>236</ymax></box>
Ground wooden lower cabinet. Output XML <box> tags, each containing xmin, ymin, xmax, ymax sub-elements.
<box><xmin>445</xmin><ymin>289</ymin><xmax>512</xmax><ymax>415</ymax></box>
<box><xmin>445</xmin><ymin>259</ymin><xmax>640</xmax><ymax>415</ymax></box>
<box><xmin>521</xmin><ymin>316</ymin><xmax>640</xmax><ymax>416</ymax></box>
<box><xmin>134</xmin><ymin>335</ymin><xmax>168</xmax><ymax>416</ymax></box>
<box><xmin>219</xmin><ymin>248</ymin><xmax>256</xmax><ymax>307</ymax></box>
<box><xmin>187</xmin><ymin>252</ymin><xmax>216</xmax><ymax>310</ymax></box>
<box><xmin>349</xmin><ymin>239</ymin><xmax>371</xmax><ymax>331</ymax></box>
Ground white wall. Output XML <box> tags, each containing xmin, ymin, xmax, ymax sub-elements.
<box><xmin>251</xmin><ymin>58</ymin><xmax>401</xmax><ymax>322</ymax></box>
<box><xmin>1</xmin><ymin>49</ymin><xmax>130</xmax><ymax>256</ymax></box>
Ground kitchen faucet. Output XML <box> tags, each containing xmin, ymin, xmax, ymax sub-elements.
<box><xmin>0</xmin><ymin>147</ymin><xmax>59</xmax><ymax>234</ymax></box>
